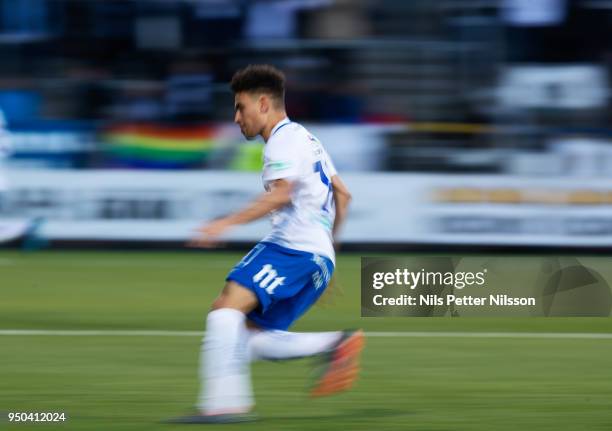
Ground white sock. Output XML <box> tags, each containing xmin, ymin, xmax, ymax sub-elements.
<box><xmin>197</xmin><ymin>308</ymin><xmax>253</xmax><ymax>415</ymax></box>
<box><xmin>247</xmin><ymin>329</ymin><xmax>342</xmax><ymax>362</ymax></box>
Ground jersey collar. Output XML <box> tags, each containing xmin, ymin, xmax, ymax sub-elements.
<box><xmin>270</xmin><ymin>117</ymin><xmax>291</xmax><ymax>138</ymax></box>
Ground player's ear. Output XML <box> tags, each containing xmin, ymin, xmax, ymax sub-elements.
<box><xmin>259</xmin><ymin>95</ymin><xmax>269</xmax><ymax>114</ymax></box>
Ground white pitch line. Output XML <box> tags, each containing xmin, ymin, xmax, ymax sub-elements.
<box><xmin>366</xmin><ymin>331</ymin><xmax>612</xmax><ymax>339</ymax></box>
<box><xmin>0</xmin><ymin>329</ymin><xmax>611</xmax><ymax>339</ymax></box>
<box><xmin>0</xmin><ymin>259</ymin><xmax>241</xmax><ymax>268</ymax></box>
<box><xmin>0</xmin><ymin>329</ymin><xmax>202</xmax><ymax>337</ymax></box>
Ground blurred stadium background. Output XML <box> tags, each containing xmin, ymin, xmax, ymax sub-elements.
<box><xmin>1</xmin><ymin>1</ymin><xmax>612</xmax><ymax>430</ymax></box>
<box><xmin>1</xmin><ymin>0</ymin><xmax>612</xmax><ymax>248</ymax></box>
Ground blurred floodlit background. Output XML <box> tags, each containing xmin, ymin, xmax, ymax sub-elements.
<box><xmin>1</xmin><ymin>0</ymin><xmax>612</xmax><ymax>248</ymax></box>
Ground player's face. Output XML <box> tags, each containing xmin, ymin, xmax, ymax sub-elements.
<box><xmin>234</xmin><ymin>92</ymin><xmax>264</xmax><ymax>140</ymax></box>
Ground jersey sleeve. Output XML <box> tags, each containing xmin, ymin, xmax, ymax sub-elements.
<box><xmin>323</xmin><ymin>149</ymin><xmax>337</xmax><ymax>178</ymax></box>
<box><xmin>262</xmin><ymin>137</ymin><xmax>303</xmax><ymax>182</ymax></box>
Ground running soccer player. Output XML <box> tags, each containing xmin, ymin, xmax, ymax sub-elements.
<box><xmin>174</xmin><ymin>65</ymin><xmax>363</xmax><ymax>424</ymax></box>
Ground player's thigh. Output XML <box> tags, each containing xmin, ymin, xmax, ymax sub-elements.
<box><xmin>211</xmin><ymin>280</ymin><xmax>259</xmax><ymax>313</ymax></box>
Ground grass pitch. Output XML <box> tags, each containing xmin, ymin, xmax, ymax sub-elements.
<box><xmin>1</xmin><ymin>250</ymin><xmax>612</xmax><ymax>430</ymax></box>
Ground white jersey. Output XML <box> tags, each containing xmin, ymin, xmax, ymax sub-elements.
<box><xmin>261</xmin><ymin>118</ymin><xmax>336</xmax><ymax>263</ymax></box>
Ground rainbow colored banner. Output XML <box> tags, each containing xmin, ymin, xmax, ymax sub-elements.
<box><xmin>103</xmin><ymin>124</ymin><xmax>217</xmax><ymax>169</ymax></box>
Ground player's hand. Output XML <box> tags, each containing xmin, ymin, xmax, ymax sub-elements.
<box><xmin>187</xmin><ymin>218</ymin><xmax>232</xmax><ymax>248</ymax></box>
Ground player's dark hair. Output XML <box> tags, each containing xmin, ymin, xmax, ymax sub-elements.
<box><xmin>230</xmin><ymin>64</ymin><xmax>285</xmax><ymax>108</ymax></box>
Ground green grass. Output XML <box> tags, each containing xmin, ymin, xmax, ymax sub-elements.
<box><xmin>1</xmin><ymin>250</ymin><xmax>612</xmax><ymax>430</ymax></box>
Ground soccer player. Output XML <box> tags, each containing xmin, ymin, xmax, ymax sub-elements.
<box><xmin>175</xmin><ymin>65</ymin><xmax>363</xmax><ymax>423</ymax></box>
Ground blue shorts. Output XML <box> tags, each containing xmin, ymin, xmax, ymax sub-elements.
<box><xmin>226</xmin><ymin>241</ymin><xmax>334</xmax><ymax>331</ymax></box>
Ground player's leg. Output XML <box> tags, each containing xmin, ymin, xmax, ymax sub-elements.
<box><xmin>246</xmin><ymin>327</ymin><xmax>342</xmax><ymax>361</ymax></box>
<box><xmin>197</xmin><ymin>281</ymin><xmax>258</xmax><ymax>416</ymax></box>
<box><xmin>193</xmin><ymin>242</ymin><xmax>282</xmax><ymax>418</ymax></box>
<box><xmin>243</xmin><ymin>249</ymin><xmax>365</xmax><ymax>397</ymax></box>
<box><xmin>244</xmin><ymin>326</ymin><xmax>365</xmax><ymax>397</ymax></box>
<box><xmin>211</xmin><ymin>280</ymin><xmax>259</xmax><ymax>312</ymax></box>
<box><xmin>309</xmin><ymin>329</ymin><xmax>365</xmax><ymax>397</ymax></box>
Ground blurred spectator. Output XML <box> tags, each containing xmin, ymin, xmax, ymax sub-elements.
<box><xmin>189</xmin><ymin>0</ymin><xmax>244</xmax><ymax>45</ymax></box>
<box><xmin>164</xmin><ymin>55</ymin><xmax>214</xmax><ymax>122</ymax></box>
<box><xmin>501</xmin><ymin>0</ymin><xmax>569</xmax><ymax>62</ymax></box>
<box><xmin>0</xmin><ymin>0</ymin><xmax>48</xmax><ymax>35</ymax></box>
<box><xmin>0</xmin><ymin>78</ymin><xmax>40</xmax><ymax>124</ymax></box>
<box><xmin>502</xmin><ymin>0</ymin><xmax>610</xmax><ymax>63</ymax></box>
<box><xmin>64</xmin><ymin>62</ymin><xmax>112</xmax><ymax>120</ymax></box>
<box><xmin>111</xmin><ymin>82</ymin><xmax>163</xmax><ymax>122</ymax></box>
<box><xmin>300</xmin><ymin>0</ymin><xmax>371</xmax><ymax>39</ymax></box>
<box><xmin>245</xmin><ymin>0</ymin><xmax>331</xmax><ymax>40</ymax></box>
<box><xmin>0</xmin><ymin>107</ymin><xmax>10</xmax><ymax>159</ymax></box>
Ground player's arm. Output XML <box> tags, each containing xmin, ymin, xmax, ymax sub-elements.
<box><xmin>223</xmin><ymin>179</ymin><xmax>292</xmax><ymax>225</ymax></box>
<box><xmin>331</xmin><ymin>174</ymin><xmax>351</xmax><ymax>241</ymax></box>
<box><xmin>316</xmin><ymin>174</ymin><xmax>351</xmax><ymax>306</ymax></box>
<box><xmin>189</xmin><ymin>179</ymin><xmax>292</xmax><ymax>247</ymax></box>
